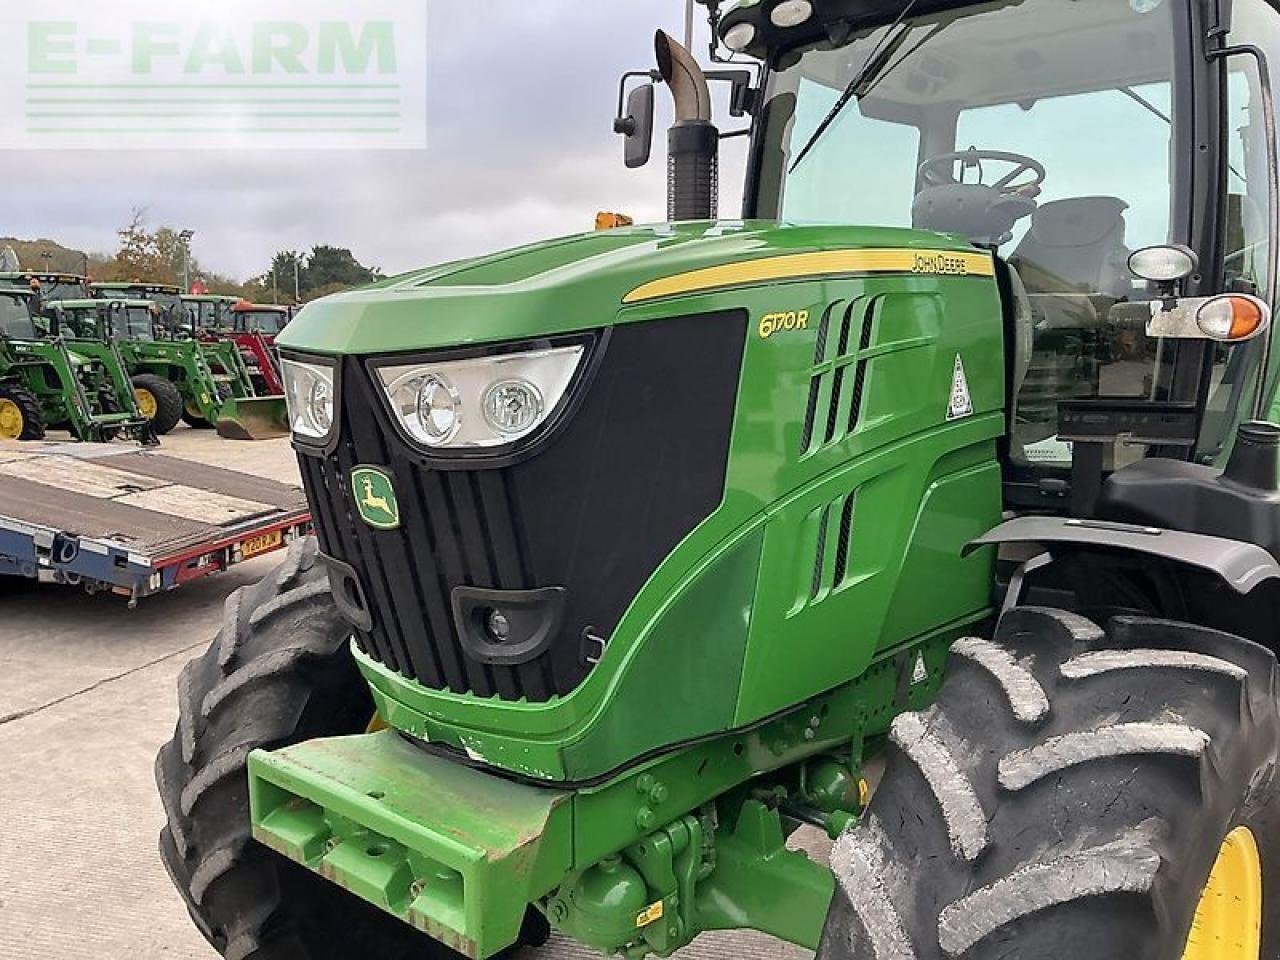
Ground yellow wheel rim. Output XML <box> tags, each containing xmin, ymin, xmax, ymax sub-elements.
<box><xmin>135</xmin><ymin>388</ymin><xmax>158</xmax><ymax>420</ymax></box>
<box><xmin>0</xmin><ymin>398</ymin><xmax>24</xmax><ymax>440</ymax></box>
<box><xmin>1182</xmin><ymin>826</ymin><xmax>1263</xmax><ymax>960</ymax></box>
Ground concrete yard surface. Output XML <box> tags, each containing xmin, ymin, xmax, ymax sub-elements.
<box><xmin>0</xmin><ymin>427</ymin><xmax>814</xmax><ymax>960</ymax></box>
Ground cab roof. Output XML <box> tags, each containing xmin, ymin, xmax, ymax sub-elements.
<box><xmin>58</xmin><ymin>297</ymin><xmax>152</xmax><ymax>309</ymax></box>
<box><xmin>92</xmin><ymin>281</ymin><xmax>182</xmax><ymax>293</ymax></box>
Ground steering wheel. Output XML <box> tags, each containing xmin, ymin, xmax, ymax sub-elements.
<box><xmin>919</xmin><ymin>148</ymin><xmax>1046</xmax><ymax>194</ymax></box>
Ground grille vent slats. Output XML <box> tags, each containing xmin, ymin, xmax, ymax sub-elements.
<box><xmin>799</xmin><ymin>295</ymin><xmax>880</xmax><ymax>455</ymax></box>
<box><xmin>803</xmin><ymin>488</ymin><xmax>861</xmax><ymax>608</ymax></box>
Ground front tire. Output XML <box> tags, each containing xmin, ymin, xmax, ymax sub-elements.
<box><xmin>132</xmin><ymin>374</ymin><xmax>183</xmax><ymax>435</ymax></box>
<box><xmin>0</xmin><ymin>384</ymin><xmax>46</xmax><ymax>440</ymax></box>
<box><xmin>818</xmin><ymin>608</ymin><xmax>1280</xmax><ymax>960</ymax></box>
<box><xmin>182</xmin><ymin>403</ymin><xmax>213</xmax><ymax>429</ymax></box>
<box><xmin>155</xmin><ymin>537</ymin><xmax>460</xmax><ymax>960</ymax></box>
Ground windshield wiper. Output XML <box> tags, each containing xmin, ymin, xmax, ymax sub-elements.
<box><xmin>789</xmin><ymin>0</ymin><xmax>921</xmax><ymax>173</ymax></box>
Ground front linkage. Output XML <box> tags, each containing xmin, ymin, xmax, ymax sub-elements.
<box><xmin>248</xmin><ymin>633</ymin><xmax>951</xmax><ymax>958</ymax></box>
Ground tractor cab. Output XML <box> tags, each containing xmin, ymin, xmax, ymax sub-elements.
<box><xmin>710</xmin><ymin>0</ymin><xmax>1280</xmax><ymax>510</ymax></box>
<box><xmin>180</xmin><ymin>294</ymin><xmax>241</xmax><ymax>336</ymax></box>
<box><xmin>91</xmin><ymin>282</ymin><xmax>185</xmax><ymax>333</ymax></box>
<box><xmin>0</xmin><ymin>288</ymin><xmax>45</xmax><ymax>342</ymax></box>
<box><xmin>0</xmin><ymin>272</ymin><xmax>89</xmax><ymax>307</ymax></box>
<box><xmin>230</xmin><ymin>301</ymin><xmax>292</xmax><ymax>337</ymax></box>
<box><xmin>49</xmin><ymin>298</ymin><xmax>158</xmax><ymax>344</ymax></box>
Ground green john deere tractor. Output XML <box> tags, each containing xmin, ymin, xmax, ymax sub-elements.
<box><xmin>90</xmin><ymin>284</ymin><xmax>264</xmax><ymax>431</ymax></box>
<box><xmin>178</xmin><ymin>293</ymin><xmax>291</xmax><ymax>439</ymax></box>
<box><xmin>158</xmin><ymin>2</ymin><xmax>1280</xmax><ymax>959</ymax></box>
<box><xmin>0</xmin><ymin>287</ymin><xmax>152</xmax><ymax>443</ymax></box>
<box><xmin>0</xmin><ymin>271</ymin><xmax>90</xmax><ymax>304</ymax></box>
<box><xmin>48</xmin><ymin>299</ymin><xmax>185</xmax><ymax>436</ymax></box>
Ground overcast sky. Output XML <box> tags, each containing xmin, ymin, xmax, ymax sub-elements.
<box><xmin>0</xmin><ymin>2</ymin><xmax>750</xmax><ymax>282</ymax></box>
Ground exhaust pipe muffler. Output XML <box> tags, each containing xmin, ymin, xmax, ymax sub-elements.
<box><xmin>655</xmin><ymin>30</ymin><xmax>719</xmax><ymax>222</ymax></box>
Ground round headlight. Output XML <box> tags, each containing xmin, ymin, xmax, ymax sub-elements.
<box><xmin>770</xmin><ymin>0</ymin><xmax>814</xmax><ymax>28</ymax></box>
<box><xmin>723</xmin><ymin>22</ymin><xmax>757</xmax><ymax>52</ymax></box>
<box><xmin>482</xmin><ymin>379</ymin><xmax>544</xmax><ymax>436</ymax></box>
<box><xmin>1128</xmin><ymin>244</ymin><xmax>1198</xmax><ymax>284</ymax></box>
<box><xmin>416</xmin><ymin>374</ymin><xmax>461</xmax><ymax>445</ymax></box>
<box><xmin>307</xmin><ymin>377</ymin><xmax>334</xmax><ymax>434</ymax></box>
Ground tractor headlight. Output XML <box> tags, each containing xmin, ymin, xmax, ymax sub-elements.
<box><xmin>281</xmin><ymin>358</ymin><xmax>337</xmax><ymax>440</ymax></box>
<box><xmin>377</xmin><ymin>345</ymin><xmax>584</xmax><ymax>450</ymax></box>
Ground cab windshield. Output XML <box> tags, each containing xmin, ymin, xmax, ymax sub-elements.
<box><xmin>123</xmin><ymin>306</ymin><xmax>156</xmax><ymax>340</ymax></box>
<box><xmin>757</xmin><ymin>0</ymin><xmax>1187</xmax><ymax>465</ymax></box>
<box><xmin>104</xmin><ymin>304</ymin><xmax>155</xmax><ymax>341</ymax></box>
<box><xmin>240</xmin><ymin>310</ymin><xmax>289</xmax><ymax>335</ymax></box>
<box><xmin>35</xmin><ymin>280</ymin><xmax>86</xmax><ymax>303</ymax></box>
<box><xmin>62</xmin><ymin>308</ymin><xmax>100</xmax><ymax>339</ymax></box>
<box><xmin>186</xmin><ymin>301</ymin><xmax>228</xmax><ymax>331</ymax></box>
<box><xmin>0</xmin><ymin>295</ymin><xmax>38</xmax><ymax>339</ymax></box>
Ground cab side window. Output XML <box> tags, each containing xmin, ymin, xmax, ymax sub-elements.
<box><xmin>1201</xmin><ymin>0</ymin><xmax>1280</xmax><ymax>458</ymax></box>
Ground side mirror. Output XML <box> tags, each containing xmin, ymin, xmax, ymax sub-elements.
<box><xmin>614</xmin><ymin>81</ymin><xmax>655</xmax><ymax>169</ymax></box>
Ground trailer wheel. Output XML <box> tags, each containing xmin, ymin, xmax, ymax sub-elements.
<box><xmin>155</xmin><ymin>537</ymin><xmax>462</xmax><ymax>960</ymax></box>
<box><xmin>0</xmin><ymin>384</ymin><xmax>46</xmax><ymax>440</ymax></box>
<box><xmin>817</xmin><ymin>608</ymin><xmax>1280</xmax><ymax>960</ymax></box>
<box><xmin>132</xmin><ymin>374</ymin><xmax>183</xmax><ymax>435</ymax></box>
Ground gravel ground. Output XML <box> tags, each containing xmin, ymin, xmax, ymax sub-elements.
<box><xmin>0</xmin><ymin>426</ymin><xmax>816</xmax><ymax>960</ymax></box>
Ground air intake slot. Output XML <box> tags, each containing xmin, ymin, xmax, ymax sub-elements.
<box><xmin>798</xmin><ymin>487</ymin><xmax>861</xmax><ymax>611</ymax></box>
<box><xmin>799</xmin><ymin>297</ymin><xmax>880</xmax><ymax>455</ymax></box>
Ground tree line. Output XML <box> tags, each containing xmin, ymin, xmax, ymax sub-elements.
<box><xmin>4</xmin><ymin>209</ymin><xmax>382</xmax><ymax>305</ymax></box>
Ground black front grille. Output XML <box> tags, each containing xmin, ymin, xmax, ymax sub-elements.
<box><xmin>301</xmin><ymin>311</ymin><xmax>747</xmax><ymax>701</ymax></box>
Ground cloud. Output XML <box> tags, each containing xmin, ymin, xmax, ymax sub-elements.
<box><xmin>0</xmin><ymin>1</ymin><xmax>749</xmax><ymax>281</ymax></box>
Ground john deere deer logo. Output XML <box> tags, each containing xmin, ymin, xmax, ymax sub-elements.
<box><xmin>350</xmin><ymin>467</ymin><xmax>401</xmax><ymax>530</ymax></box>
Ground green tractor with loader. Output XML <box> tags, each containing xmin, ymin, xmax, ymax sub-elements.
<box><xmin>86</xmin><ymin>287</ymin><xmax>287</xmax><ymax>439</ymax></box>
<box><xmin>0</xmin><ymin>287</ymin><xmax>153</xmax><ymax>443</ymax></box>
<box><xmin>47</xmin><ymin>299</ymin><xmax>188</xmax><ymax>436</ymax></box>
<box><xmin>157</xmin><ymin>2</ymin><xmax>1280</xmax><ymax>959</ymax></box>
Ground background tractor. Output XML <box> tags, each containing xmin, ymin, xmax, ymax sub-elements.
<box><xmin>158</xmin><ymin>2</ymin><xmax>1280</xmax><ymax>960</ymax></box>
<box><xmin>182</xmin><ymin>295</ymin><xmax>287</xmax><ymax>397</ymax></box>
<box><xmin>228</xmin><ymin>300</ymin><xmax>291</xmax><ymax>395</ymax></box>
<box><xmin>178</xmin><ymin>294</ymin><xmax>290</xmax><ymax>440</ymax></box>
<box><xmin>86</xmin><ymin>287</ymin><xmax>286</xmax><ymax>439</ymax></box>
<box><xmin>0</xmin><ymin>288</ymin><xmax>152</xmax><ymax>443</ymax></box>
<box><xmin>47</xmin><ymin>299</ymin><xmax>185</xmax><ymax>436</ymax></box>
<box><xmin>0</xmin><ymin>271</ymin><xmax>90</xmax><ymax>305</ymax></box>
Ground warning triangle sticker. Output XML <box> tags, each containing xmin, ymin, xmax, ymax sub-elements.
<box><xmin>947</xmin><ymin>354</ymin><xmax>974</xmax><ymax>422</ymax></box>
<box><xmin>911</xmin><ymin>653</ymin><xmax>929</xmax><ymax>685</ymax></box>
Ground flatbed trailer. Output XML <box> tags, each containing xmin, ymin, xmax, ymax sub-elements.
<box><xmin>0</xmin><ymin>441</ymin><xmax>311</xmax><ymax>603</ymax></box>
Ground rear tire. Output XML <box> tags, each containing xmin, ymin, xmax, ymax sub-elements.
<box><xmin>132</xmin><ymin>374</ymin><xmax>183</xmax><ymax>435</ymax></box>
<box><xmin>0</xmin><ymin>384</ymin><xmax>46</xmax><ymax>440</ymax></box>
<box><xmin>817</xmin><ymin>608</ymin><xmax>1280</xmax><ymax>960</ymax></box>
<box><xmin>155</xmin><ymin>537</ymin><xmax>461</xmax><ymax>960</ymax></box>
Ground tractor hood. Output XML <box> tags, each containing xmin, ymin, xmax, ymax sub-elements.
<box><xmin>277</xmin><ymin>221</ymin><xmax>981</xmax><ymax>356</ymax></box>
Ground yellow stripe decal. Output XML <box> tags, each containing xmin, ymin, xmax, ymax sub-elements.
<box><xmin>623</xmin><ymin>248</ymin><xmax>995</xmax><ymax>304</ymax></box>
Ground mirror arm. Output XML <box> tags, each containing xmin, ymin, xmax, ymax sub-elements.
<box><xmin>614</xmin><ymin>70</ymin><xmax>661</xmax><ymax>126</ymax></box>
<box><xmin>1211</xmin><ymin>44</ymin><xmax>1280</xmax><ymax>419</ymax></box>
